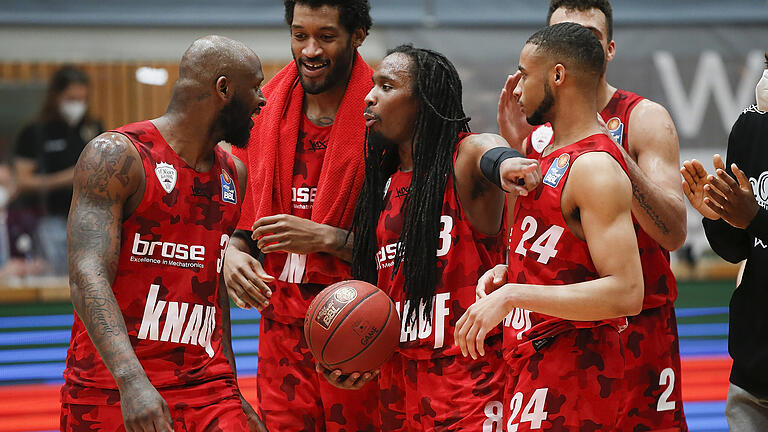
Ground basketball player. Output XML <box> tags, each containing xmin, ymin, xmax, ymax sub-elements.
<box><xmin>328</xmin><ymin>45</ymin><xmax>541</xmax><ymax>431</ymax></box>
<box><xmin>496</xmin><ymin>1</ymin><xmax>688</xmax><ymax>428</ymax></box>
<box><xmin>61</xmin><ymin>36</ymin><xmax>267</xmax><ymax>431</ymax></box>
<box><xmin>222</xmin><ymin>1</ymin><xmax>381</xmax><ymax>429</ymax></box>
<box><xmin>456</xmin><ymin>23</ymin><xmax>644</xmax><ymax>430</ymax></box>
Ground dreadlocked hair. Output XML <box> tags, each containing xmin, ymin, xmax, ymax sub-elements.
<box><xmin>351</xmin><ymin>44</ymin><xmax>470</xmax><ymax>327</ymax></box>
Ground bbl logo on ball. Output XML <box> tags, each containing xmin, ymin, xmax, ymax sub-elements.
<box><xmin>315</xmin><ymin>286</ymin><xmax>358</xmax><ymax>330</ymax></box>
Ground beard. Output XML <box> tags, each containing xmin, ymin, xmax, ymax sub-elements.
<box><xmin>295</xmin><ymin>40</ymin><xmax>355</xmax><ymax>95</ymax></box>
<box><xmin>367</xmin><ymin>129</ymin><xmax>398</xmax><ymax>157</ymax></box>
<box><xmin>526</xmin><ymin>82</ymin><xmax>555</xmax><ymax>126</ymax></box>
<box><xmin>215</xmin><ymin>92</ymin><xmax>252</xmax><ymax>149</ymax></box>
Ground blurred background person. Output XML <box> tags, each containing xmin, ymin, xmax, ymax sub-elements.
<box><xmin>11</xmin><ymin>65</ymin><xmax>102</xmax><ymax>276</ymax></box>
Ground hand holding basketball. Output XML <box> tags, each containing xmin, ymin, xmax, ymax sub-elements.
<box><xmin>304</xmin><ymin>280</ymin><xmax>400</xmax><ymax>375</ymax></box>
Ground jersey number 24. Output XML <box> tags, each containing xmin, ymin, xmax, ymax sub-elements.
<box><xmin>514</xmin><ymin>216</ymin><xmax>564</xmax><ymax>264</ymax></box>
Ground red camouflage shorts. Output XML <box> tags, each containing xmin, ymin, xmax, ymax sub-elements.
<box><xmin>256</xmin><ymin>317</ymin><xmax>380</xmax><ymax>432</ymax></box>
<box><xmin>378</xmin><ymin>335</ymin><xmax>506</xmax><ymax>432</ymax></box>
<box><xmin>503</xmin><ymin>326</ymin><xmax>625</xmax><ymax>431</ymax></box>
<box><xmin>618</xmin><ymin>302</ymin><xmax>688</xmax><ymax>431</ymax></box>
<box><xmin>61</xmin><ymin>394</ymin><xmax>249</xmax><ymax>431</ymax></box>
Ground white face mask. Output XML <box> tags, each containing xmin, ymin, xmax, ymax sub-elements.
<box><xmin>756</xmin><ymin>69</ymin><xmax>768</xmax><ymax>112</ymax></box>
<box><xmin>59</xmin><ymin>100</ymin><xmax>87</xmax><ymax>126</ymax></box>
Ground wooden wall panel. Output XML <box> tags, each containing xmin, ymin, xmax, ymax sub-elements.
<box><xmin>0</xmin><ymin>60</ymin><xmax>289</xmax><ymax>130</ymax></box>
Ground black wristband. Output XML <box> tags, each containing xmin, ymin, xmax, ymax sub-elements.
<box><xmin>480</xmin><ymin>147</ymin><xmax>524</xmax><ymax>189</ymax></box>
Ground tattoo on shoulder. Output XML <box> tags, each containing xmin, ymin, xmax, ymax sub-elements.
<box><xmin>69</xmin><ymin>135</ymin><xmax>139</xmax><ymax>340</ymax></box>
<box><xmin>632</xmin><ymin>183</ymin><xmax>670</xmax><ymax>235</ymax></box>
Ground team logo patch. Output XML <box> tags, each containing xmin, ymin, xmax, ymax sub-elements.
<box><xmin>605</xmin><ymin>116</ymin><xmax>624</xmax><ymax>146</ymax></box>
<box><xmin>220</xmin><ymin>170</ymin><xmax>237</xmax><ymax>204</ymax></box>
<box><xmin>315</xmin><ymin>286</ymin><xmax>358</xmax><ymax>330</ymax></box>
<box><xmin>543</xmin><ymin>153</ymin><xmax>570</xmax><ymax>188</ymax></box>
<box><xmin>154</xmin><ymin>162</ymin><xmax>177</xmax><ymax>194</ymax></box>
<box><xmin>530</xmin><ymin>124</ymin><xmax>554</xmax><ymax>153</ymax></box>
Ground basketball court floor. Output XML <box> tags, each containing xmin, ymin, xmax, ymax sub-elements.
<box><xmin>0</xmin><ymin>280</ymin><xmax>733</xmax><ymax>431</ymax></box>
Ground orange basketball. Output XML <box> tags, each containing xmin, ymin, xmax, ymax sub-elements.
<box><xmin>304</xmin><ymin>280</ymin><xmax>400</xmax><ymax>374</ymax></box>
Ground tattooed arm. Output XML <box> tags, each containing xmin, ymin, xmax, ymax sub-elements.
<box><xmin>623</xmin><ymin>100</ymin><xmax>687</xmax><ymax>251</ymax></box>
<box><xmin>68</xmin><ymin>132</ymin><xmax>172</xmax><ymax>432</ymax></box>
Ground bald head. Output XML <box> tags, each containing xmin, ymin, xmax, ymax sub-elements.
<box><xmin>163</xmin><ymin>35</ymin><xmax>266</xmax><ymax>149</ymax></box>
<box><xmin>179</xmin><ymin>35</ymin><xmax>258</xmax><ymax>85</ymax></box>
<box><xmin>169</xmin><ymin>35</ymin><xmax>264</xmax><ymax>112</ymax></box>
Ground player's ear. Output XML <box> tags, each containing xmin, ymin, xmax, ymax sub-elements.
<box><xmin>215</xmin><ymin>76</ymin><xmax>230</xmax><ymax>101</ymax></box>
<box><xmin>552</xmin><ymin>64</ymin><xmax>565</xmax><ymax>86</ymax></box>
<box><xmin>351</xmin><ymin>28</ymin><xmax>366</xmax><ymax>49</ymax></box>
<box><xmin>605</xmin><ymin>40</ymin><xmax>616</xmax><ymax>63</ymax></box>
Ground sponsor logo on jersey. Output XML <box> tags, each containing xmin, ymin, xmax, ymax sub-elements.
<box><xmin>531</xmin><ymin>124</ymin><xmax>553</xmax><ymax>153</ymax></box>
<box><xmin>130</xmin><ymin>233</ymin><xmax>205</xmax><ymax>269</ymax></box>
<box><xmin>395</xmin><ymin>186</ymin><xmax>410</xmax><ymax>199</ymax></box>
<box><xmin>315</xmin><ymin>286</ymin><xmax>358</xmax><ymax>330</ymax></box>
<box><xmin>605</xmin><ymin>116</ymin><xmax>624</xmax><ymax>145</ymax></box>
<box><xmin>308</xmin><ymin>138</ymin><xmax>328</xmax><ymax>151</ymax></box>
<box><xmin>377</xmin><ymin>241</ymin><xmax>401</xmax><ymax>270</ymax></box>
<box><xmin>543</xmin><ymin>153</ymin><xmax>570</xmax><ymax>188</ymax></box>
<box><xmin>137</xmin><ymin>283</ymin><xmax>216</xmax><ymax>357</ymax></box>
<box><xmin>220</xmin><ymin>170</ymin><xmax>237</xmax><ymax>204</ymax></box>
<box><xmin>155</xmin><ymin>162</ymin><xmax>177</xmax><ymax>194</ymax></box>
<box><xmin>292</xmin><ymin>187</ymin><xmax>317</xmax><ymax>210</ymax></box>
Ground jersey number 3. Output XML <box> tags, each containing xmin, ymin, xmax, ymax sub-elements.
<box><xmin>514</xmin><ymin>216</ymin><xmax>564</xmax><ymax>264</ymax></box>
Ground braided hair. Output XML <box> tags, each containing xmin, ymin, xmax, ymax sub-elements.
<box><xmin>351</xmin><ymin>44</ymin><xmax>470</xmax><ymax>326</ymax></box>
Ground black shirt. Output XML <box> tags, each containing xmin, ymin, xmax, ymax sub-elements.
<box><xmin>702</xmin><ymin>104</ymin><xmax>768</xmax><ymax>398</ymax></box>
<box><xmin>14</xmin><ymin>119</ymin><xmax>101</xmax><ymax>216</ymax></box>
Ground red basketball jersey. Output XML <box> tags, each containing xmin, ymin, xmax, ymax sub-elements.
<box><xmin>600</xmin><ymin>89</ymin><xmax>677</xmax><ymax>308</ymax></box>
<box><xmin>259</xmin><ymin>114</ymin><xmax>331</xmax><ymax>325</ymax></box>
<box><xmin>376</xmin><ymin>134</ymin><xmax>507</xmax><ymax>359</ymax></box>
<box><xmin>62</xmin><ymin>120</ymin><xmax>241</xmax><ymax>406</ymax></box>
<box><xmin>504</xmin><ymin>133</ymin><xmax>630</xmax><ymax>350</ymax></box>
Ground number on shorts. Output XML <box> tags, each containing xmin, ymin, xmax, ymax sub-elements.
<box><xmin>483</xmin><ymin>400</ymin><xmax>503</xmax><ymax>432</ymax></box>
<box><xmin>657</xmin><ymin>367</ymin><xmax>676</xmax><ymax>412</ymax></box>
<box><xmin>514</xmin><ymin>216</ymin><xmax>564</xmax><ymax>264</ymax></box>
<box><xmin>507</xmin><ymin>388</ymin><xmax>549</xmax><ymax>431</ymax></box>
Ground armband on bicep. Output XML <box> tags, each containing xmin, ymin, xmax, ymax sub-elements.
<box><xmin>480</xmin><ymin>147</ymin><xmax>524</xmax><ymax>189</ymax></box>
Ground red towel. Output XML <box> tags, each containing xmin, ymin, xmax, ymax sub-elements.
<box><xmin>234</xmin><ymin>53</ymin><xmax>373</xmax><ymax>284</ymax></box>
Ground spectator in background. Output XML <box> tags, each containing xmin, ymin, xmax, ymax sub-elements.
<box><xmin>12</xmin><ymin>65</ymin><xmax>102</xmax><ymax>276</ymax></box>
<box><xmin>681</xmin><ymin>50</ymin><xmax>768</xmax><ymax>431</ymax></box>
